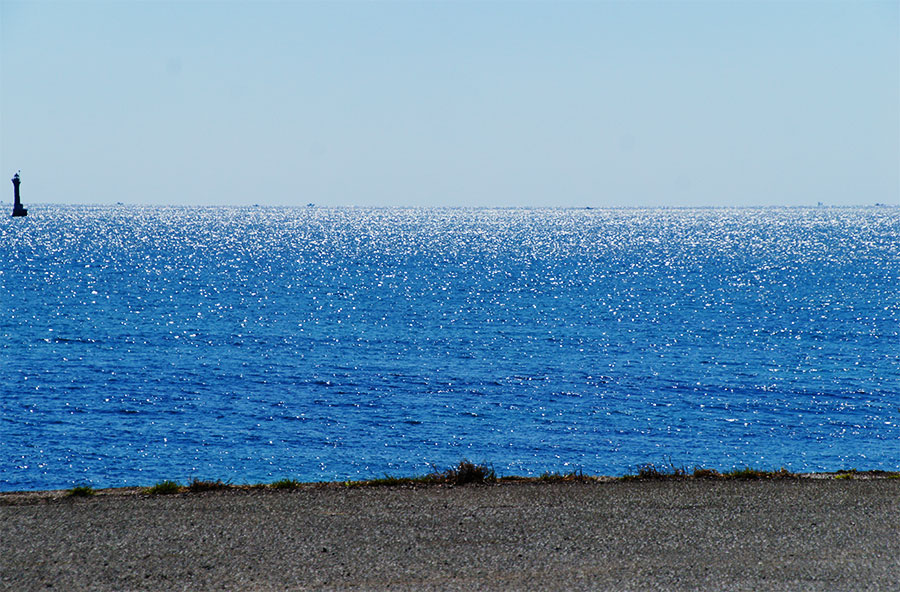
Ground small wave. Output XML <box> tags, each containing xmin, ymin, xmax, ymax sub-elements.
<box><xmin>44</xmin><ymin>337</ymin><xmax>99</xmax><ymax>344</ymax></box>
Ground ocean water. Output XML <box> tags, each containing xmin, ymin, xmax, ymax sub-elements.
<box><xmin>1</xmin><ymin>205</ymin><xmax>898</xmax><ymax>491</ymax></box>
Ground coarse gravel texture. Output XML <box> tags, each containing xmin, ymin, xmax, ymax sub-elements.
<box><xmin>2</xmin><ymin>478</ymin><xmax>899</xmax><ymax>591</ymax></box>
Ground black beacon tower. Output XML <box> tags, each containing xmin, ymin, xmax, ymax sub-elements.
<box><xmin>11</xmin><ymin>172</ymin><xmax>27</xmax><ymax>217</ymax></box>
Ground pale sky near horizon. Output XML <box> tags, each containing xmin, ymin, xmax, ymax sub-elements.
<box><xmin>1</xmin><ymin>1</ymin><xmax>898</xmax><ymax>208</ymax></box>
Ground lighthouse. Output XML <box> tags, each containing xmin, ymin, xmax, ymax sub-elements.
<box><xmin>11</xmin><ymin>172</ymin><xmax>27</xmax><ymax>217</ymax></box>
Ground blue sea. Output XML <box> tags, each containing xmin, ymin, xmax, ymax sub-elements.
<box><xmin>1</xmin><ymin>205</ymin><xmax>898</xmax><ymax>491</ymax></box>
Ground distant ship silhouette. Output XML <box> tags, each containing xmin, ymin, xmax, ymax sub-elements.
<box><xmin>11</xmin><ymin>172</ymin><xmax>27</xmax><ymax>217</ymax></box>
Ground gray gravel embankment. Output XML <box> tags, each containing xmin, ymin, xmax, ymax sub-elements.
<box><xmin>2</xmin><ymin>478</ymin><xmax>899</xmax><ymax>591</ymax></box>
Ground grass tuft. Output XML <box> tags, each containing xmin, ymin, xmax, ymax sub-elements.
<box><xmin>68</xmin><ymin>485</ymin><xmax>95</xmax><ymax>497</ymax></box>
<box><xmin>270</xmin><ymin>479</ymin><xmax>302</xmax><ymax>490</ymax></box>
<box><xmin>621</xmin><ymin>462</ymin><xmax>689</xmax><ymax>481</ymax></box>
<box><xmin>187</xmin><ymin>478</ymin><xmax>230</xmax><ymax>492</ymax></box>
<box><xmin>348</xmin><ymin>461</ymin><xmax>497</xmax><ymax>488</ymax></box>
<box><xmin>145</xmin><ymin>480</ymin><xmax>183</xmax><ymax>495</ymax></box>
<box><xmin>621</xmin><ymin>464</ymin><xmax>799</xmax><ymax>481</ymax></box>
<box><xmin>832</xmin><ymin>469</ymin><xmax>900</xmax><ymax>480</ymax></box>
<box><xmin>438</xmin><ymin>460</ymin><xmax>496</xmax><ymax>485</ymax></box>
<box><xmin>724</xmin><ymin>467</ymin><xmax>797</xmax><ymax>480</ymax></box>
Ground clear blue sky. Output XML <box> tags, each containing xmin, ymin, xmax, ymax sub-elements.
<box><xmin>1</xmin><ymin>1</ymin><xmax>897</xmax><ymax>207</ymax></box>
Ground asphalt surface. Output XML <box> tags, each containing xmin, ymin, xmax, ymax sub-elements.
<box><xmin>2</xmin><ymin>478</ymin><xmax>899</xmax><ymax>591</ymax></box>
